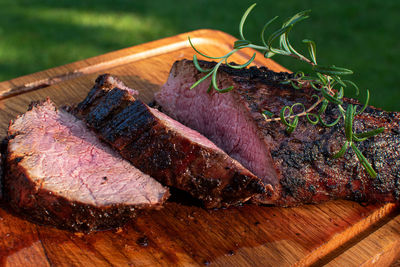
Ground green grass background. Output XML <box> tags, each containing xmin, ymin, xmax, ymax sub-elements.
<box><xmin>0</xmin><ymin>0</ymin><xmax>399</xmax><ymax>110</ymax></box>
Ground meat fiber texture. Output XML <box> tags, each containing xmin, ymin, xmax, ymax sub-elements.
<box><xmin>155</xmin><ymin>59</ymin><xmax>400</xmax><ymax>207</ymax></box>
<box><xmin>5</xmin><ymin>99</ymin><xmax>169</xmax><ymax>232</ymax></box>
<box><xmin>75</xmin><ymin>74</ymin><xmax>269</xmax><ymax>209</ymax></box>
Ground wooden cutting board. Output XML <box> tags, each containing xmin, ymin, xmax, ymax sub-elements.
<box><xmin>0</xmin><ymin>29</ymin><xmax>399</xmax><ymax>267</ymax></box>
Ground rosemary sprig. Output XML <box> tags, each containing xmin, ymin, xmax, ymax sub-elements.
<box><xmin>188</xmin><ymin>3</ymin><xmax>385</xmax><ymax>178</ymax></box>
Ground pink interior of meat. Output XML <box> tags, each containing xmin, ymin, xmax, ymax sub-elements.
<box><xmin>150</xmin><ymin>107</ymin><xmax>222</xmax><ymax>151</ymax></box>
<box><xmin>156</xmin><ymin>65</ymin><xmax>278</xmax><ymax>186</ymax></box>
<box><xmin>8</xmin><ymin>100</ymin><xmax>167</xmax><ymax>206</ymax></box>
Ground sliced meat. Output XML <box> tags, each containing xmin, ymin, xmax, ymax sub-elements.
<box><xmin>155</xmin><ymin>59</ymin><xmax>400</xmax><ymax>206</ymax></box>
<box><xmin>5</xmin><ymin>99</ymin><xmax>169</xmax><ymax>232</ymax></box>
<box><xmin>75</xmin><ymin>74</ymin><xmax>269</xmax><ymax>209</ymax></box>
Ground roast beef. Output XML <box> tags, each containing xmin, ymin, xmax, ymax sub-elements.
<box><xmin>75</xmin><ymin>74</ymin><xmax>269</xmax><ymax>208</ymax></box>
<box><xmin>5</xmin><ymin>99</ymin><xmax>169</xmax><ymax>232</ymax></box>
<box><xmin>155</xmin><ymin>59</ymin><xmax>400</xmax><ymax>206</ymax></box>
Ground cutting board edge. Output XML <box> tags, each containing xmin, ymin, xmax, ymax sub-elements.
<box><xmin>0</xmin><ymin>29</ymin><xmax>235</xmax><ymax>99</ymax></box>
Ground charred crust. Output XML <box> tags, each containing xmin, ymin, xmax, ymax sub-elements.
<box><xmin>102</xmin><ymin>100</ymin><xmax>157</xmax><ymax>144</ymax></box>
<box><xmin>77</xmin><ymin>88</ymin><xmax>136</xmax><ymax>132</ymax></box>
<box><xmin>148</xmin><ymin>100</ymin><xmax>164</xmax><ymax>112</ymax></box>
<box><xmin>13</xmin><ymin>156</ymin><xmax>23</xmax><ymax>163</ymax></box>
<box><xmin>27</xmin><ymin>100</ymin><xmax>50</xmax><ymax>111</ymax></box>
<box><xmin>270</xmin><ymin>110</ymin><xmax>400</xmax><ymax>203</ymax></box>
<box><xmin>33</xmin><ymin>98</ymin><xmax>57</xmax><ymax>110</ymax></box>
<box><xmin>246</xmin><ymin>178</ymin><xmax>267</xmax><ymax>194</ymax></box>
<box><xmin>351</xmin><ymin>190</ymin><xmax>366</xmax><ymax>202</ymax></box>
<box><xmin>308</xmin><ymin>185</ymin><xmax>316</xmax><ymax>194</ymax></box>
<box><xmin>194</xmin><ymin>60</ymin><xmax>294</xmax><ymax>87</ymax></box>
<box><xmin>279</xmin><ymin>171</ymin><xmax>306</xmax><ymax>199</ymax></box>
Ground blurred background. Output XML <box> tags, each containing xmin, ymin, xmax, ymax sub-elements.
<box><xmin>0</xmin><ymin>0</ymin><xmax>399</xmax><ymax>110</ymax></box>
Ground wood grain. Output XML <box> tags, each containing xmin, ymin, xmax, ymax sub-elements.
<box><xmin>325</xmin><ymin>213</ymin><xmax>400</xmax><ymax>266</ymax></box>
<box><xmin>0</xmin><ymin>29</ymin><xmax>399</xmax><ymax>266</ymax></box>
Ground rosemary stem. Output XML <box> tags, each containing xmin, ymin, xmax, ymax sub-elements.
<box><xmin>264</xmin><ymin>96</ymin><xmax>325</xmax><ymax>122</ymax></box>
<box><xmin>247</xmin><ymin>44</ymin><xmax>269</xmax><ymax>50</ymax></box>
<box><xmin>338</xmin><ymin>105</ymin><xmax>346</xmax><ymax>114</ymax></box>
<box><xmin>247</xmin><ymin>44</ymin><xmax>315</xmax><ymax>65</ymax></box>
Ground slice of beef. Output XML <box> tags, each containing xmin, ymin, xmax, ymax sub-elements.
<box><xmin>155</xmin><ymin>59</ymin><xmax>400</xmax><ymax>207</ymax></box>
<box><xmin>5</xmin><ymin>99</ymin><xmax>169</xmax><ymax>232</ymax></box>
<box><xmin>75</xmin><ymin>74</ymin><xmax>269</xmax><ymax>209</ymax></box>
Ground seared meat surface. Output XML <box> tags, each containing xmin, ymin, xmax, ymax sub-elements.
<box><xmin>5</xmin><ymin>99</ymin><xmax>169</xmax><ymax>232</ymax></box>
<box><xmin>75</xmin><ymin>74</ymin><xmax>268</xmax><ymax>208</ymax></box>
<box><xmin>155</xmin><ymin>59</ymin><xmax>400</xmax><ymax>206</ymax></box>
